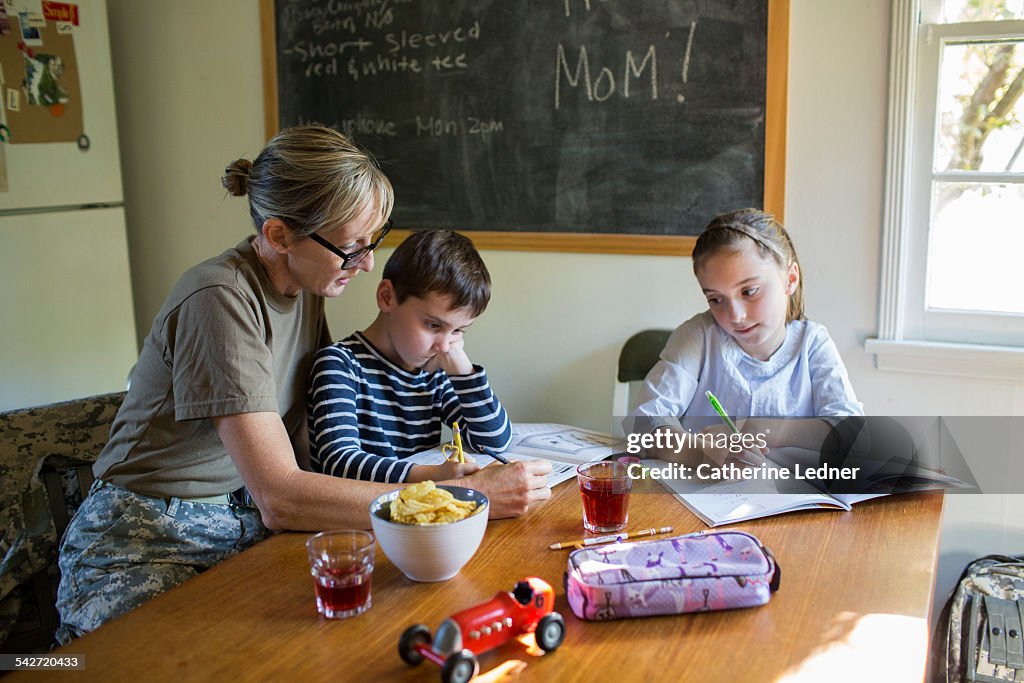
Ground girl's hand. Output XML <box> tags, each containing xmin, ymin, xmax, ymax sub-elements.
<box><xmin>698</xmin><ymin>423</ymin><xmax>769</xmax><ymax>468</ymax></box>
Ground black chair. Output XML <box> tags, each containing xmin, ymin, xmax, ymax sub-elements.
<box><xmin>613</xmin><ymin>329</ymin><xmax>672</xmax><ymax>428</ymax></box>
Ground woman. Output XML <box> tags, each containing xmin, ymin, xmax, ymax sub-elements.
<box><xmin>55</xmin><ymin>126</ymin><xmax>550</xmax><ymax>642</ymax></box>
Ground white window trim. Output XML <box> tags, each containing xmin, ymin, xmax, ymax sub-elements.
<box><xmin>865</xmin><ymin>338</ymin><xmax>1024</xmax><ymax>381</ymax></box>
<box><xmin>867</xmin><ymin>0</ymin><xmax>1024</xmax><ymax>381</ymax></box>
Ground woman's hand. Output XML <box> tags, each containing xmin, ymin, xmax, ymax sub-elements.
<box><xmin>456</xmin><ymin>460</ymin><xmax>553</xmax><ymax>518</ymax></box>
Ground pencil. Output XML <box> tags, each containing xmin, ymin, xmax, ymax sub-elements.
<box><xmin>452</xmin><ymin>421</ymin><xmax>464</xmax><ymax>463</ymax></box>
<box><xmin>705</xmin><ymin>390</ymin><xmax>740</xmax><ymax>434</ymax></box>
<box><xmin>478</xmin><ymin>446</ymin><xmax>510</xmax><ymax>465</ymax></box>
<box><xmin>705</xmin><ymin>390</ymin><xmax>765</xmax><ymax>466</ymax></box>
<box><xmin>548</xmin><ymin>526</ymin><xmax>674</xmax><ymax>550</ymax></box>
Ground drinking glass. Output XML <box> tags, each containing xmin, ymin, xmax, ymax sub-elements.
<box><xmin>577</xmin><ymin>461</ymin><xmax>632</xmax><ymax>533</ymax></box>
<box><xmin>305</xmin><ymin>530</ymin><xmax>375</xmax><ymax>619</ymax></box>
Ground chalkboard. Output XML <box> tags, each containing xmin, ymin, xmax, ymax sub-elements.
<box><xmin>261</xmin><ymin>0</ymin><xmax>787</xmax><ymax>254</ymax></box>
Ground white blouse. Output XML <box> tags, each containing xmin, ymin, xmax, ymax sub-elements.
<box><xmin>627</xmin><ymin>311</ymin><xmax>864</xmax><ymax>426</ymax></box>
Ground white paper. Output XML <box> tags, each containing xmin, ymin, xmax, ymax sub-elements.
<box><xmin>641</xmin><ymin>458</ymin><xmax>851</xmax><ymax>527</ymax></box>
<box><xmin>407</xmin><ymin>423</ymin><xmax>625</xmax><ymax>488</ymax></box>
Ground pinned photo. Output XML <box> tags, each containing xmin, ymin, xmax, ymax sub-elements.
<box><xmin>6</xmin><ymin>86</ymin><xmax>19</xmax><ymax>111</ymax></box>
<box><xmin>22</xmin><ymin>52</ymin><xmax>68</xmax><ymax>108</ymax></box>
<box><xmin>17</xmin><ymin>12</ymin><xmax>42</xmax><ymax>45</ymax></box>
<box><xmin>22</xmin><ymin>10</ymin><xmax>45</xmax><ymax>27</ymax></box>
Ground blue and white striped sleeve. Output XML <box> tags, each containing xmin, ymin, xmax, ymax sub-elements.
<box><xmin>442</xmin><ymin>366</ymin><xmax>513</xmax><ymax>454</ymax></box>
<box><xmin>308</xmin><ymin>345</ymin><xmax>413</xmax><ymax>483</ymax></box>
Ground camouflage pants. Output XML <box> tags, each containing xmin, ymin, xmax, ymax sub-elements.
<box><xmin>55</xmin><ymin>480</ymin><xmax>269</xmax><ymax>644</ymax></box>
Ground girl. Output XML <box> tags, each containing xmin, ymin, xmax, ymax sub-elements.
<box><xmin>627</xmin><ymin>208</ymin><xmax>863</xmax><ymax>466</ymax></box>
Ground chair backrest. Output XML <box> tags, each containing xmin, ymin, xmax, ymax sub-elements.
<box><xmin>612</xmin><ymin>329</ymin><xmax>671</xmax><ymax>434</ymax></box>
<box><xmin>0</xmin><ymin>391</ymin><xmax>124</xmax><ymax>653</ymax></box>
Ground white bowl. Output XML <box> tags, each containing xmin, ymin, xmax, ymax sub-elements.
<box><xmin>369</xmin><ymin>485</ymin><xmax>488</xmax><ymax>582</ymax></box>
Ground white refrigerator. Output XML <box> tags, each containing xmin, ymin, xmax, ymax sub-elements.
<box><xmin>0</xmin><ymin>0</ymin><xmax>137</xmax><ymax>411</ymax></box>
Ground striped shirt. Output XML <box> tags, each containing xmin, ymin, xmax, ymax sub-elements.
<box><xmin>308</xmin><ymin>332</ymin><xmax>513</xmax><ymax>483</ymax></box>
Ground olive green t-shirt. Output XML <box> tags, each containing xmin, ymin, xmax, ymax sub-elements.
<box><xmin>94</xmin><ymin>237</ymin><xmax>330</xmax><ymax>498</ymax></box>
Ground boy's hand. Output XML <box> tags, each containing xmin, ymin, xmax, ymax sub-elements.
<box><xmin>422</xmin><ymin>336</ymin><xmax>474</xmax><ymax>376</ymax></box>
<box><xmin>457</xmin><ymin>460</ymin><xmax>553</xmax><ymax>518</ymax></box>
<box><xmin>407</xmin><ymin>460</ymin><xmax>480</xmax><ymax>483</ymax></box>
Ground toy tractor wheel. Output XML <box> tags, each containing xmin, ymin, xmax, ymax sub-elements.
<box><xmin>535</xmin><ymin>612</ymin><xmax>566</xmax><ymax>652</ymax></box>
<box><xmin>440</xmin><ymin>649</ymin><xmax>478</xmax><ymax>683</ymax></box>
<box><xmin>398</xmin><ymin>624</ymin><xmax>432</xmax><ymax>665</ymax></box>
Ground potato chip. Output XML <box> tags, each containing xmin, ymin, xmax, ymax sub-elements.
<box><xmin>390</xmin><ymin>481</ymin><xmax>478</xmax><ymax>525</ymax></box>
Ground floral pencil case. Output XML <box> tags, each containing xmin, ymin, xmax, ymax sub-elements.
<box><xmin>565</xmin><ymin>530</ymin><xmax>780</xmax><ymax>621</ymax></box>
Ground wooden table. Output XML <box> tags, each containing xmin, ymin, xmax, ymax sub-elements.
<box><xmin>32</xmin><ymin>481</ymin><xmax>943</xmax><ymax>682</ymax></box>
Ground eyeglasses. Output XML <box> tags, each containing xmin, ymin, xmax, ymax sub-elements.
<box><xmin>307</xmin><ymin>219</ymin><xmax>392</xmax><ymax>270</ymax></box>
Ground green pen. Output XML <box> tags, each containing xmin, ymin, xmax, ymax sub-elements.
<box><xmin>705</xmin><ymin>391</ymin><xmax>740</xmax><ymax>434</ymax></box>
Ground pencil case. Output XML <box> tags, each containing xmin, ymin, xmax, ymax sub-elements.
<box><xmin>564</xmin><ymin>530</ymin><xmax>780</xmax><ymax>620</ymax></box>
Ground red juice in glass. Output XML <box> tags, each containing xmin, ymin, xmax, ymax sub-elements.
<box><xmin>577</xmin><ymin>461</ymin><xmax>632</xmax><ymax>533</ymax></box>
<box><xmin>313</xmin><ymin>566</ymin><xmax>372</xmax><ymax>618</ymax></box>
<box><xmin>305</xmin><ymin>530</ymin><xmax>375</xmax><ymax>619</ymax></box>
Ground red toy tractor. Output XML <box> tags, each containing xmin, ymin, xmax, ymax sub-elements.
<box><xmin>398</xmin><ymin>577</ymin><xmax>565</xmax><ymax>683</ymax></box>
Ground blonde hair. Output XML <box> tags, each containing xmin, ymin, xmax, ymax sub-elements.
<box><xmin>692</xmin><ymin>208</ymin><xmax>805</xmax><ymax>322</ymax></box>
<box><xmin>221</xmin><ymin>126</ymin><xmax>394</xmax><ymax>237</ymax></box>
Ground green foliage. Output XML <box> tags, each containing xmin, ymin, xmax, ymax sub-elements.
<box><xmin>956</xmin><ymin>0</ymin><xmax>1018</xmax><ymax>22</ymax></box>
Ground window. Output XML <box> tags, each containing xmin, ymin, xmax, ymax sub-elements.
<box><xmin>870</xmin><ymin>0</ymin><xmax>1024</xmax><ymax>376</ymax></box>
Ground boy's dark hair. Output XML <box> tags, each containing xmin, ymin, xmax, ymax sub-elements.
<box><xmin>382</xmin><ymin>229</ymin><xmax>491</xmax><ymax>317</ymax></box>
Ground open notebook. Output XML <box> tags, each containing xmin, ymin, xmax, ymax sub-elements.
<box><xmin>406</xmin><ymin>423</ymin><xmax>624</xmax><ymax>487</ymax></box>
<box><xmin>643</xmin><ymin>445</ymin><xmax>970</xmax><ymax>527</ymax></box>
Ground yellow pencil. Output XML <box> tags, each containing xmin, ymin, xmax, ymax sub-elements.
<box><xmin>548</xmin><ymin>526</ymin><xmax>674</xmax><ymax>550</ymax></box>
<box><xmin>452</xmin><ymin>421</ymin><xmax>464</xmax><ymax>463</ymax></box>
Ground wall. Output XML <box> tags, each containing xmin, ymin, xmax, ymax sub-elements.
<box><xmin>106</xmin><ymin>1</ymin><xmax>264</xmax><ymax>329</ymax></box>
<box><xmin>104</xmin><ymin>0</ymin><xmax>1022</xmax><ymax>622</ymax></box>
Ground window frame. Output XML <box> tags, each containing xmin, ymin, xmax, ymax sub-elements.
<box><xmin>868</xmin><ymin>0</ymin><xmax>1024</xmax><ymax>378</ymax></box>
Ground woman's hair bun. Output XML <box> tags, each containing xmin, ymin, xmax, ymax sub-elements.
<box><xmin>221</xmin><ymin>158</ymin><xmax>253</xmax><ymax>197</ymax></box>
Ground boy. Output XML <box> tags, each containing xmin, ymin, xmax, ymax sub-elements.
<box><xmin>308</xmin><ymin>229</ymin><xmax>513</xmax><ymax>483</ymax></box>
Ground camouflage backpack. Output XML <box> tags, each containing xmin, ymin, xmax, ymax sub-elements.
<box><xmin>935</xmin><ymin>555</ymin><xmax>1024</xmax><ymax>682</ymax></box>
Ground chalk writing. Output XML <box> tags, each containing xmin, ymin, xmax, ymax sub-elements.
<box><xmin>279</xmin><ymin>15</ymin><xmax>481</xmax><ymax>81</ymax></box>
<box><xmin>364</xmin><ymin>1</ymin><xmax>394</xmax><ymax>29</ymax></box>
<box><xmin>555</xmin><ymin>44</ymin><xmax>659</xmax><ymax>109</ymax></box>
<box><xmin>272</xmin><ymin>0</ymin><xmax>769</xmax><ymax>236</ymax></box>
<box><xmin>283</xmin><ymin>38</ymin><xmax>372</xmax><ymax>61</ymax></box>
<box><xmin>383</xmin><ymin>22</ymin><xmax>481</xmax><ymax>53</ymax></box>
<box><xmin>417</xmin><ymin>116</ymin><xmax>457</xmax><ymax>137</ymax></box>
<box><xmin>295</xmin><ymin>113</ymin><xmax>398</xmax><ymax>137</ymax></box>
<box><xmin>678</xmin><ymin>21</ymin><xmax>697</xmax><ymax>103</ymax></box>
<box><xmin>467</xmin><ymin>117</ymin><xmax>503</xmax><ymax>137</ymax></box>
<box><xmin>416</xmin><ymin>116</ymin><xmax>505</xmax><ymax>138</ymax></box>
